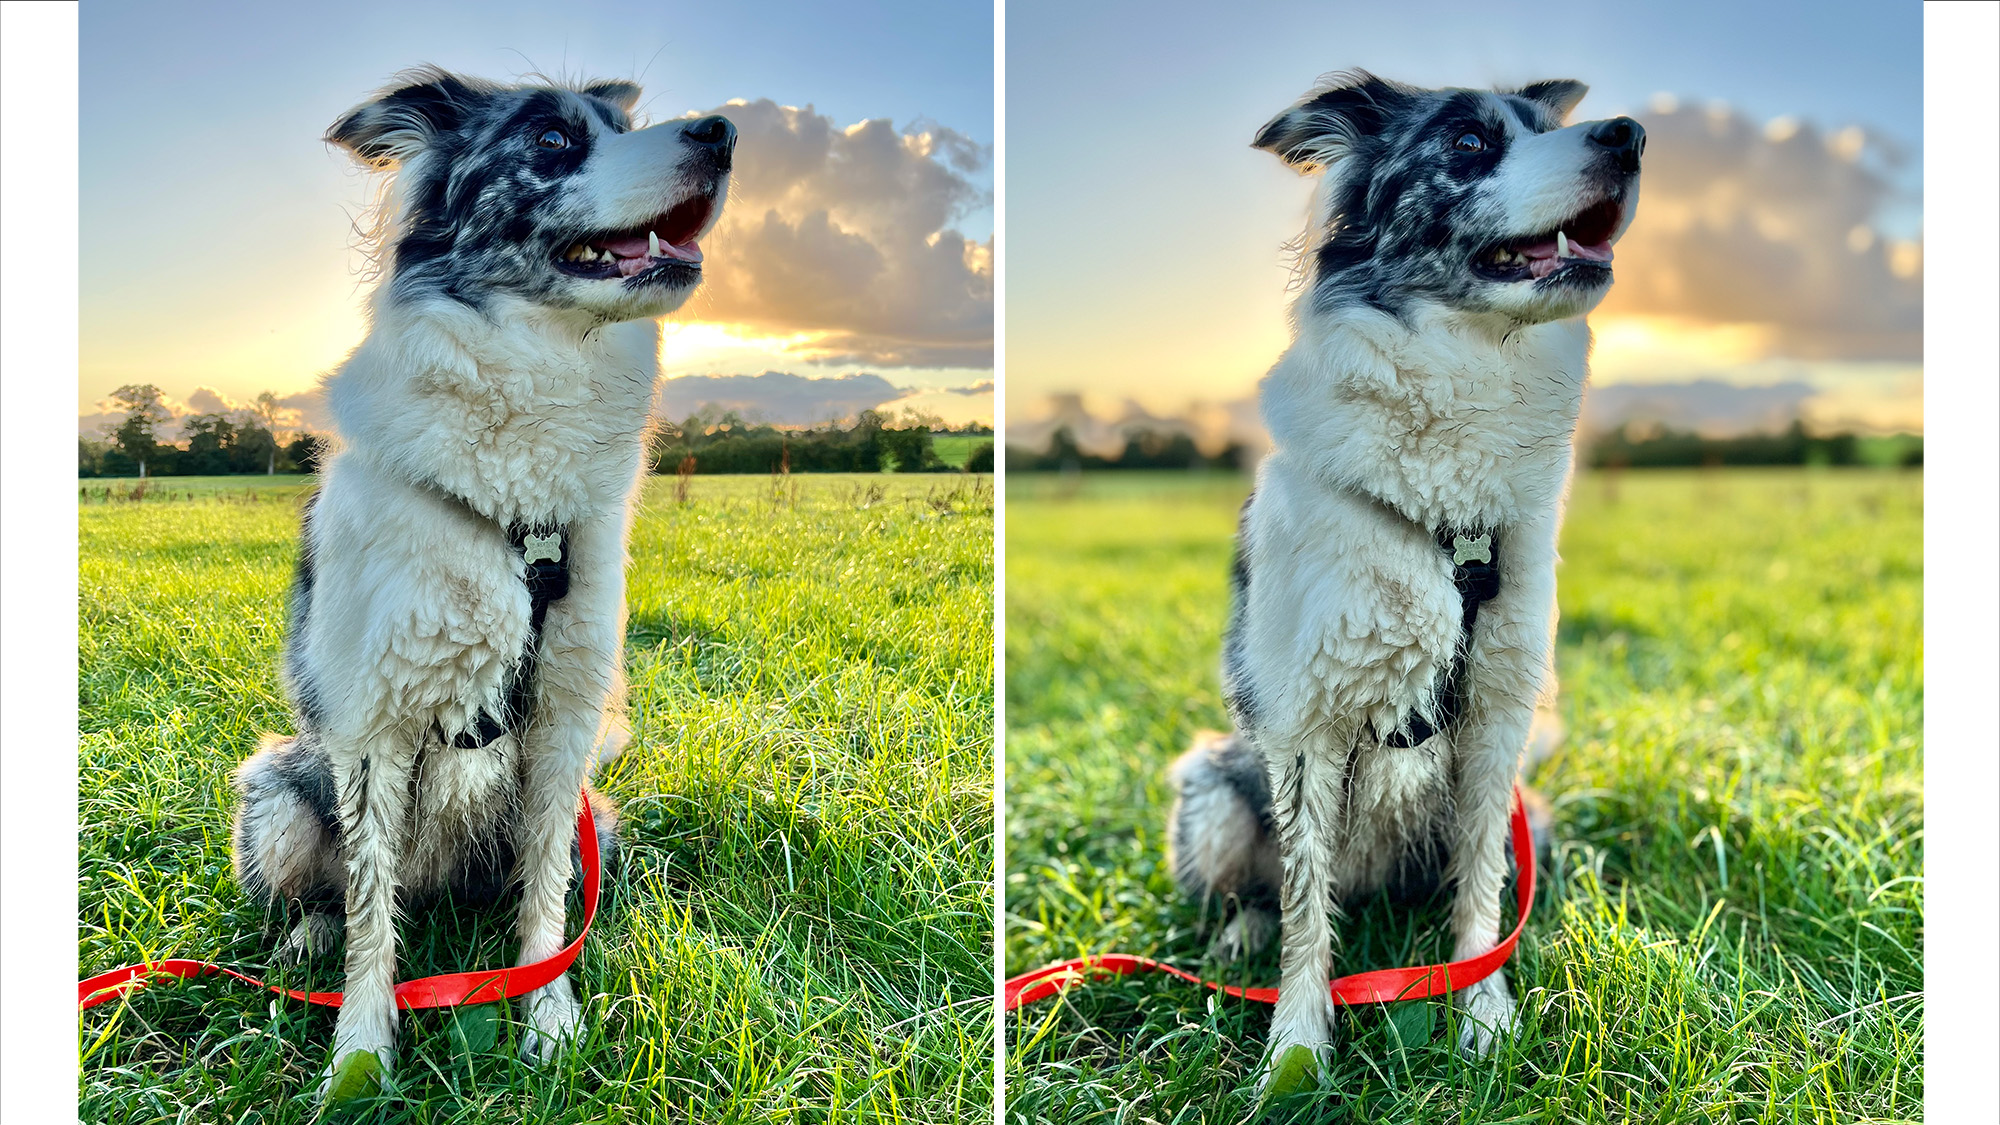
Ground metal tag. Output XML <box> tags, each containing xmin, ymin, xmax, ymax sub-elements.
<box><xmin>522</xmin><ymin>532</ymin><xmax>562</xmax><ymax>565</ymax></box>
<box><xmin>1451</xmin><ymin>533</ymin><xmax>1492</xmax><ymax>566</ymax></box>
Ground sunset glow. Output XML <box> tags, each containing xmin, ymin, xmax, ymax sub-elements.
<box><xmin>78</xmin><ymin>1</ymin><xmax>992</xmax><ymax>438</ymax></box>
<box><xmin>656</xmin><ymin>322</ymin><xmax>828</xmax><ymax>374</ymax></box>
<box><xmin>1005</xmin><ymin>0</ymin><xmax>1921</xmax><ymax>438</ymax></box>
<box><xmin>1589</xmin><ymin>315</ymin><xmax>1783</xmax><ymax>377</ymax></box>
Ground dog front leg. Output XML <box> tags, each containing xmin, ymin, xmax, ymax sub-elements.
<box><xmin>320</xmin><ymin>733</ymin><xmax>415</xmax><ymax>1099</ymax></box>
<box><xmin>1259</xmin><ymin>737</ymin><xmax>1347</xmax><ymax>1089</ymax></box>
<box><xmin>1446</xmin><ymin>678</ymin><xmax>1540</xmax><ymax>1058</ymax></box>
<box><xmin>512</xmin><ymin>752</ymin><xmax>592</xmax><ymax>1063</ymax></box>
<box><xmin>513</xmin><ymin>513</ymin><xmax>625</xmax><ymax>1064</ymax></box>
<box><xmin>1446</xmin><ymin>523</ymin><xmax>1560</xmax><ymax>1058</ymax></box>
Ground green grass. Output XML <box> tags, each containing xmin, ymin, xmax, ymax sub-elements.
<box><xmin>80</xmin><ymin>473</ymin><xmax>315</xmax><ymax>501</ymax></box>
<box><xmin>78</xmin><ymin>473</ymin><xmax>995</xmax><ymax>1124</ymax></box>
<box><xmin>931</xmin><ymin>435</ymin><xmax>992</xmax><ymax>470</ymax></box>
<box><xmin>1004</xmin><ymin>469</ymin><xmax>1922</xmax><ymax>1124</ymax></box>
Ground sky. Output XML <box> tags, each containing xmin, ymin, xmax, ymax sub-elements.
<box><xmin>78</xmin><ymin>0</ymin><xmax>994</xmax><ymax>435</ymax></box>
<box><xmin>1005</xmin><ymin>0</ymin><xmax>1924</xmax><ymax>434</ymax></box>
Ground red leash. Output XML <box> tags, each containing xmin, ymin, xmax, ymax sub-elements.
<box><xmin>79</xmin><ymin>793</ymin><xmax>599</xmax><ymax>1012</ymax></box>
<box><xmin>1004</xmin><ymin>785</ymin><xmax>1534</xmax><ymax>1011</ymax></box>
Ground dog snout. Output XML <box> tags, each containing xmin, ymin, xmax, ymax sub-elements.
<box><xmin>1587</xmin><ymin>116</ymin><xmax>1645</xmax><ymax>173</ymax></box>
<box><xmin>683</xmin><ymin>114</ymin><xmax>737</xmax><ymax>172</ymax></box>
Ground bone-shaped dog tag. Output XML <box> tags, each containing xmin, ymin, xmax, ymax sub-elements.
<box><xmin>1452</xmin><ymin>533</ymin><xmax>1492</xmax><ymax>566</ymax></box>
<box><xmin>522</xmin><ymin>532</ymin><xmax>562</xmax><ymax>565</ymax></box>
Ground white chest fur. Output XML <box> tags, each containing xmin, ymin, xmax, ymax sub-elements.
<box><xmin>325</xmin><ymin>295</ymin><xmax>660</xmax><ymax>529</ymax></box>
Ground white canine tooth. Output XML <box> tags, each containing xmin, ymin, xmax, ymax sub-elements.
<box><xmin>1556</xmin><ymin>230</ymin><xmax>1571</xmax><ymax>258</ymax></box>
<box><xmin>649</xmin><ymin>230</ymin><xmax>661</xmax><ymax>257</ymax></box>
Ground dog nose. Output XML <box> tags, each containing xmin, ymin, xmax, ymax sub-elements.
<box><xmin>1587</xmin><ymin>116</ymin><xmax>1645</xmax><ymax>173</ymax></box>
<box><xmin>683</xmin><ymin>114</ymin><xmax>736</xmax><ymax>169</ymax></box>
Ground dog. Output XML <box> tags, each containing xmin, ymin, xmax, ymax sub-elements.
<box><xmin>227</xmin><ymin>66</ymin><xmax>732</xmax><ymax>1098</ymax></box>
<box><xmin>1165</xmin><ymin>71</ymin><xmax>1641</xmax><ymax>1080</ymax></box>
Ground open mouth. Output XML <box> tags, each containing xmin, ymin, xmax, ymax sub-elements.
<box><xmin>554</xmin><ymin>191</ymin><xmax>717</xmax><ymax>282</ymax></box>
<box><xmin>1472</xmin><ymin>196</ymin><xmax>1624</xmax><ymax>283</ymax></box>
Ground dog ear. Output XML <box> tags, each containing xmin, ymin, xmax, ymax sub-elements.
<box><xmin>1514</xmin><ymin>79</ymin><xmax>1589</xmax><ymax>122</ymax></box>
<box><xmin>1253</xmin><ymin>70</ymin><xmax>1413</xmax><ymax>172</ymax></box>
<box><xmin>326</xmin><ymin>66</ymin><xmax>486</xmax><ymax>168</ymax></box>
<box><xmin>581</xmin><ymin>80</ymin><xmax>643</xmax><ymax>113</ymax></box>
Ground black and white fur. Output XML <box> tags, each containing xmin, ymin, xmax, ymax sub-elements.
<box><xmin>1165</xmin><ymin>71</ymin><xmax>1641</xmax><ymax>1079</ymax></box>
<box><xmin>228</xmin><ymin>67</ymin><xmax>733</xmax><ymax>1098</ymax></box>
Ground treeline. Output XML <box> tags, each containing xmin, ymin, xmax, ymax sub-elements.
<box><xmin>1586</xmin><ymin>422</ymin><xmax>1922</xmax><ymax>469</ymax></box>
<box><xmin>1005</xmin><ymin>422</ymin><xmax>1921</xmax><ymax>472</ymax></box>
<box><xmin>80</xmin><ymin>384</ymin><xmax>328</xmax><ymax>478</ymax></box>
<box><xmin>1004</xmin><ymin>427</ymin><xmax>1252</xmax><ymax>472</ymax></box>
<box><xmin>649</xmin><ymin>409</ymin><xmax>994</xmax><ymax>474</ymax></box>
<box><xmin>82</xmin><ymin>385</ymin><xmax>1002</xmax><ymax>478</ymax></box>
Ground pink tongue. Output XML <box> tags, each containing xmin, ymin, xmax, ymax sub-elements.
<box><xmin>599</xmin><ymin>233</ymin><xmax>651</xmax><ymax>258</ymax></box>
<box><xmin>1518</xmin><ymin>236</ymin><xmax>1613</xmax><ymax>279</ymax></box>
<box><xmin>597</xmin><ymin>232</ymin><xmax>703</xmax><ymax>277</ymax></box>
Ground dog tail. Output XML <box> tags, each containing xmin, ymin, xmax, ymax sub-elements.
<box><xmin>1166</xmin><ymin>730</ymin><xmax>1280</xmax><ymax>910</ymax></box>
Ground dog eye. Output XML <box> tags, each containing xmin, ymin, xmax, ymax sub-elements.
<box><xmin>1453</xmin><ymin>132</ymin><xmax>1486</xmax><ymax>153</ymax></box>
<box><xmin>537</xmin><ymin>129</ymin><xmax>570</xmax><ymax>150</ymax></box>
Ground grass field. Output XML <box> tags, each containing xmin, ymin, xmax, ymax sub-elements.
<box><xmin>932</xmin><ymin>435</ymin><xmax>994</xmax><ymax>470</ymax></box>
<box><xmin>78</xmin><ymin>473</ymin><xmax>994</xmax><ymax>1124</ymax></box>
<box><xmin>1004</xmin><ymin>469</ymin><xmax>1922</xmax><ymax>1124</ymax></box>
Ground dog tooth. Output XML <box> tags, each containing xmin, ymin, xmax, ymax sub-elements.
<box><xmin>648</xmin><ymin>230</ymin><xmax>661</xmax><ymax>257</ymax></box>
<box><xmin>1556</xmin><ymin>231</ymin><xmax>1570</xmax><ymax>258</ymax></box>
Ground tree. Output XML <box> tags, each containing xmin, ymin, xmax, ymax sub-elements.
<box><xmin>286</xmin><ymin>433</ymin><xmax>329</xmax><ymax>474</ymax></box>
<box><xmin>106</xmin><ymin>384</ymin><xmax>170</xmax><ymax>478</ymax></box>
<box><xmin>231</xmin><ymin>422</ymin><xmax>279</xmax><ymax>474</ymax></box>
<box><xmin>247</xmin><ymin>391</ymin><xmax>286</xmax><ymax>474</ymax></box>
<box><xmin>879</xmin><ymin>426</ymin><xmax>945</xmax><ymax>472</ymax></box>
<box><xmin>895</xmin><ymin>405</ymin><xmax>947</xmax><ymax>432</ymax></box>
<box><xmin>181</xmin><ymin>412</ymin><xmax>239</xmax><ymax>475</ymax></box>
<box><xmin>79</xmin><ymin>437</ymin><xmax>108</xmax><ymax>477</ymax></box>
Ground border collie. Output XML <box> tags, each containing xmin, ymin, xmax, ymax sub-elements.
<box><xmin>1166</xmin><ymin>71</ymin><xmax>1641</xmax><ymax>1081</ymax></box>
<box><xmin>228</xmin><ymin>66</ymin><xmax>732</xmax><ymax>1099</ymax></box>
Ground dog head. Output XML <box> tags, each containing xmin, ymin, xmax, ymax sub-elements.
<box><xmin>328</xmin><ymin>66</ymin><xmax>733</xmax><ymax>322</ymax></box>
<box><xmin>1256</xmin><ymin>70</ymin><xmax>1641</xmax><ymax>325</ymax></box>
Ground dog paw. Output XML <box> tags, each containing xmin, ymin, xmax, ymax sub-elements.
<box><xmin>1207</xmin><ymin>909</ymin><xmax>1276</xmax><ymax>962</ymax></box>
<box><xmin>318</xmin><ymin>1037</ymin><xmax>393</xmax><ymax>1105</ymax></box>
<box><xmin>1255</xmin><ymin>1039</ymin><xmax>1329</xmax><ymax>1101</ymax></box>
<box><xmin>276</xmin><ymin>913</ymin><xmax>343</xmax><ymax>964</ymax></box>
<box><xmin>1257</xmin><ymin>995</ymin><xmax>1335</xmax><ymax>1095</ymax></box>
<box><xmin>1453</xmin><ymin>972</ymin><xmax>1519</xmax><ymax>1058</ymax></box>
<box><xmin>519</xmin><ymin>976</ymin><xmax>583</xmax><ymax>1065</ymax></box>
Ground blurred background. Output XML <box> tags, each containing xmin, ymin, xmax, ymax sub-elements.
<box><xmin>1004</xmin><ymin>0</ymin><xmax>1921</xmax><ymax>470</ymax></box>
<box><xmin>77</xmin><ymin>0</ymin><xmax>994</xmax><ymax>477</ymax></box>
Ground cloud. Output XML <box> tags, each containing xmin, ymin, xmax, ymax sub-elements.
<box><xmin>79</xmin><ymin>384</ymin><xmax>330</xmax><ymax>438</ymax></box>
<box><xmin>944</xmin><ymin>380</ymin><xmax>994</xmax><ymax>396</ymax></box>
<box><xmin>185</xmin><ymin>387</ymin><xmax>235</xmax><ymax>415</ymax></box>
<box><xmin>1596</xmin><ymin>99</ymin><xmax>1920</xmax><ymax>360</ymax></box>
<box><xmin>653</xmin><ymin>370</ymin><xmax>911</xmax><ymax>426</ymax></box>
<box><xmin>1579</xmin><ymin>379</ymin><xmax>1817</xmax><ymax>436</ymax></box>
<box><xmin>686</xmin><ymin>99</ymin><xmax>993</xmax><ymax>368</ymax></box>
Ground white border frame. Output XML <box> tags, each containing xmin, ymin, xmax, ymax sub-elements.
<box><xmin>1</xmin><ymin>1</ymin><xmax>83</xmax><ymax>1120</ymax></box>
<box><xmin>1919</xmin><ymin>3</ymin><xmax>1998</xmax><ymax>1121</ymax></box>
